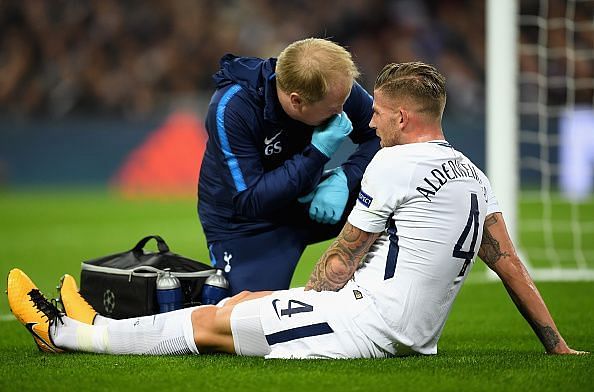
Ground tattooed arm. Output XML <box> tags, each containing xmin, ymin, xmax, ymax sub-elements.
<box><xmin>479</xmin><ymin>212</ymin><xmax>587</xmax><ymax>355</ymax></box>
<box><xmin>305</xmin><ymin>222</ymin><xmax>380</xmax><ymax>291</ymax></box>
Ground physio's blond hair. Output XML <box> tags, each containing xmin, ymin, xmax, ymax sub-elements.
<box><xmin>276</xmin><ymin>38</ymin><xmax>359</xmax><ymax>103</ymax></box>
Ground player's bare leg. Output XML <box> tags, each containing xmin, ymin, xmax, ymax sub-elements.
<box><xmin>10</xmin><ymin>268</ymin><xmax>273</xmax><ymax>355</ymax></box>
<box><xmin>192</xmin><ymin>290</ymin><xmax>272</xmax><ymax>353</ymax></box>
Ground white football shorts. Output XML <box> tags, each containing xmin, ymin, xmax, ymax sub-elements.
<box><xmin>230</xmin><ymin>283</ymin><xmax>396</xmax><ymax>359</ymax></box>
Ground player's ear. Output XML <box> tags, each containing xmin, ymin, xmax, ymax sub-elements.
<box><xmin>289</xmin><ymin>93</ymin><xmax>303</xmax><ymax>110</ymax></box>
<box><xmin>399</xmin><ymin>108</ymin><xmax>409</xmax><ymax>129</ymax></box>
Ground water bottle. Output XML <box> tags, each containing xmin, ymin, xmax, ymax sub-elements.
<box><xmin>201</xmin><ymin>269</ymin><xmax>230</xmax><ymax>305</ymax></box>
<box><xmin>156</xmin><ymin>269</ymin><xmax>183</xmax><ymax>313</ymax></box>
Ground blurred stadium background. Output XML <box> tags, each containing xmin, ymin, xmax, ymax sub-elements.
<box><xmin>0</xmin><ymin>1</ymin><xmax>593</xmax><ymax>390</ymax></box>
<box><xmin>1</xmin><ymin>0</ymin><xmax>592</xmax><ymax>277</ymax></box>
<box><xmin>0</xmin><ymin>0</ymin><xmax>489</xmax><ymax>186</ymax></box>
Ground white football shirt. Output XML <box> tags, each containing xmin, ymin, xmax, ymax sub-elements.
<box><xmin>348</xmin><ymin>140</ymin><xmax>500</xmax><ymax>355</ymax></box>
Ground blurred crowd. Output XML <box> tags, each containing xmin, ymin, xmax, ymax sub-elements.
<box><xmin>0</xmin><ymin>0</ymin><xmax>590</xmax><ymax>121</ymax></box>
<box><xmin>519</xmin><ymin>0</ymin><xmax>594</xmax><ymax>108</ymax></box>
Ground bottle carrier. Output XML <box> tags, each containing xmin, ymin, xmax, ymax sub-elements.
<box><xmin>80</xmin><ymin>235</ymin><xmax>215</xmax><ymax>319</ymax></box>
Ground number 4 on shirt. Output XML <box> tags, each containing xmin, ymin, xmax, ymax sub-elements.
<box><xmin>453</xmin><ymin>193</ymin><xmax>480</xmax><ymax>280</ymax></box>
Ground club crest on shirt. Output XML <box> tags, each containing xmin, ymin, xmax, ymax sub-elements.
<box><xmin>357</xmin><ymin>190</ymin><xmax>373</xmax><ymax>208</ymax></box>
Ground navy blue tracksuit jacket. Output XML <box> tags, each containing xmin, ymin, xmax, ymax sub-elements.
<box><xmin>198</xmin><ymin>54</ymin><xmax>380</xmax><ymax>293</ymax></box>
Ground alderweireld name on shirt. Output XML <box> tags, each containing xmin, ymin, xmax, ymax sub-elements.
<box><xmin>416</xmin><ymin>159</ymin><xmax>482</xmax><ymax>202</ymax></box>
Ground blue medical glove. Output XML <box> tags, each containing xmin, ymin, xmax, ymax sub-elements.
<box><xmin>310</xmin><ymin>112</ymin><xmax>353</xmax><ymax>158</ymax></box>
<box><xmin>298</xmin><ymin>167</ymin><xmax>348</xmax><ymax>224</ymax></box>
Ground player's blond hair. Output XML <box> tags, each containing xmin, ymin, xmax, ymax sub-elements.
<box><xmin>374</xmin><ymin>62</ymin><xmax>447</xmax><ymax>119</ymax></box>
<box><xmin>276</xmin><ymin>38</ymin><xmax>360</xmax><ymax>103</ymax></box>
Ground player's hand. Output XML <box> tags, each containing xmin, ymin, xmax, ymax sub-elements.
<box><xmin>567</xmin><ymin>349</ymin><xmax>590</xmax><ymax>355</ymax></box>
<box><xmin>545</xmin><ymin>340</ymin><xmax>590</xmax><ymax>355</ymax></box>
<box><xmin>298</xmin><ymin>167</ymin><xmax>348</xmax><ymax>224</ymax></box>
<box><xmin>547</xmin><ymin>346</ymin><xmax>590</xmax><ymax>355</ymax></box>
<box><xmin>311</xmin><ymin>112</ymin><xmax>353</xmax><ymax>158</ymax></box>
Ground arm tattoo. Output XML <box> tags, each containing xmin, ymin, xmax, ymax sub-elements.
<box><xmin>305</xmin><ymin>223</ymin><xmax>379</xmax><ymax>291</ymax></box>
<box><xmin>535</xmin><ymin>324</ymin><xmax>561</xmax><ymax>352</ymax></box>
<box><xmin>478</xmin><ymin>214</ymin><xmax>511</xmax><ymax>268</ymax></box>
<box><xmin>503</xmin><ymin>281</ymin><xmax>561</xmax><ymax>352</ymax></box>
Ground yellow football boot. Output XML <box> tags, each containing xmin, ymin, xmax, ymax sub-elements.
<box><xmin>6</xmin><ymin>268</ymin><xmax>64</xmax><ymax>353</ymax></box>
<box><xmin>58</xmin><ymin>274</ymin><xmax>97</xmax><ymax>325</ymax></box>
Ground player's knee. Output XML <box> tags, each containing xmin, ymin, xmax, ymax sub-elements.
<box><xmin>237</xmin><ymin>290</ymin><xmax>253</xmax><ymax>299</ymax></box>
<box><xmin>191</xmin><ymin>306</ymin><xmax>217</xmax><ymax>346</ymax></box>
<box><xmin>191</xmin><ymin>305</ymin><xmax>234</xmax><ymax>353</ymax></box>
<box><xmin>224</xmin><ymin>290</ymin><xmax>253</xmax><ymax>306</ymax></box>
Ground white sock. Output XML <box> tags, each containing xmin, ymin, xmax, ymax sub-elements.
<box><xmin>52</xmin><ymin>307</ymin><xmax>200</xmax><ymax>355</ymax></box>
<box><xmin>92</xmin><ymin>314</ymin><xmax>111</xmax><ymax>326</ymax></box>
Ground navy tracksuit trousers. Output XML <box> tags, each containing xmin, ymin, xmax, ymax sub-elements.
<box><xmin>208</xmin><ymin>192</ymin><xmax>359</xmax><ymax>295</ymax></box>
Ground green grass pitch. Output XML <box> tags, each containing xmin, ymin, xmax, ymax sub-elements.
<box><xmin>0</xmin><ymin>189</ymin><xmax>592</xmax><ymax>392</ymax></box>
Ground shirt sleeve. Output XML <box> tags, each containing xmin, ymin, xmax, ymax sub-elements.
<box><xmin>348</xmin><ymin>148</ymin><xmax>413</xmax><ymax>233</ymax></box>
<box><xmin>482</xmin><ymin>174</ymin><xmax>501</xmax><ymax>216</ymax></box>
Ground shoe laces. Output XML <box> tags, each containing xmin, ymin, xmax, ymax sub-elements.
<box><xmin>28</xmin><ymin>289</ymin><xmax>64</xmax><ymax>326</ymax></box>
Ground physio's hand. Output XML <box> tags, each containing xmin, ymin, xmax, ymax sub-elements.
<box><xmin>311</xmin><ymin>112</ymin><xmax>353</xmax><ymax>158</ymax></box>
<box><xmin>298</xmin><ymin>168</ymin><xmax>348</xmax><ymax>224</ymax></box>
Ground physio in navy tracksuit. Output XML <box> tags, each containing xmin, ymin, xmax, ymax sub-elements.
<box><xmin>198</xmin><ymin>38</ymin><xmax>380</xmax><ymax>294</ymax></box>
